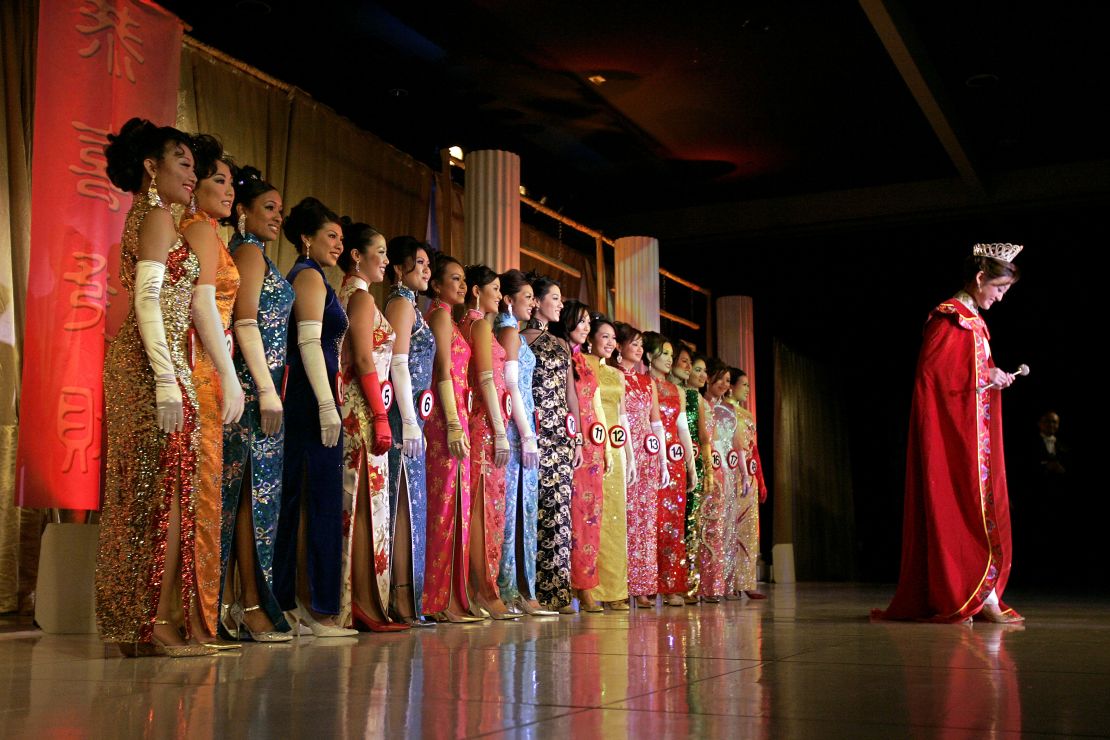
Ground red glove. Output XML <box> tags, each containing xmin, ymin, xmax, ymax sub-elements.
<box><xmin>751</xmin><ymin>442</ymin><xmax>769</xmax><ymax>504</ymax></box>
<box><xmin>358</xmin><ymin>370</ymin><xmax>393</xmax><ymax>455</ymax></box>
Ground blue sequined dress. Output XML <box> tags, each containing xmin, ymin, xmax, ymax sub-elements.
<box><xmin>385</xmin><ymin>285</ymin><xmax>435</xmax><ymax>618</ymax></box>
<box><xmin>495</xmin><ymin>313</ymin><xmax>540</xmax><ymax>602</ymax></box>
<box><xmin>220</xmin><ymin>233</ymin><xmax>294</xmax><ymax>632</ymax></box>
<box><xmin>274</xmin><ymin>257</ymin><xmax>349</xmax><ymax>614</ymax></box>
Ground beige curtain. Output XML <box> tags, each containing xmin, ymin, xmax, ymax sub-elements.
<box><xmin>520</xmin><ymin>224</ymin><xmax>597</xmax><ymax>307</ymax></box>
<box><xmin>1</xmin><ymin>0</ymin><xmax>44</xmax><ymax>614</ymax></box>
<box><xmin>281</xmin><ymin>93</ymin><xmax>432</xmax><ymax>275</ymax></box>
<box><xmin>773</xmin><ymin>340</ymin><xmax>857</xmax><ymax>580</ymax></box>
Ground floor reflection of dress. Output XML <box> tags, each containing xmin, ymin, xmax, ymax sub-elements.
<box><xmin>877</xmin><ymin>622</ymin><xmax>1022</xmax><ymax>735</ymax></box>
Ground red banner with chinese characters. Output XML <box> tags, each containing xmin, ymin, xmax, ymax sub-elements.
<box><xmin>15</xmin><ymin>0</ymin><xmax>183</xmax><ymax>509</ymax></box>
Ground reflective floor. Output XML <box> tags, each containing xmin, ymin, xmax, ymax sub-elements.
<box><xmin>2</xmin><ymin>583</ymin><xmax>1109</xmax><ymax>738</ymax></box>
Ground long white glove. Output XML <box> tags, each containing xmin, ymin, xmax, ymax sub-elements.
<box><xmin>390</xmin><ymin>353</ymin><xmax>423</xmax><ymax>458</ymax></box>
<box><xmin>677</xmin><ymin>410</ymin><xmax>698</xmax><ymax>491</ymax></box>
<box><xmin>478</xmin><ymin>370</ymin><xmax>510</xmax><ymax>467</ymax></box>
<box><xmin>620</xmin><ymin>413</ymin><xmax>637</xmax><ymax>485</ymax></box>
<box><xmin>234</xmin><ymin>319</ymin><xmax>283</xmax><ymax>436</ymax></box>
<box><xmin>504</xmin><ymin>360</ymin><xmax>539</xmax><ymax>469</ymax></box>
<box><xmin>652</xmin><ymin>420</ymin><xmax>670</xmax><ymax>489</ymax></box>
<box><xmin>135</xmin><ymin>260</ymin><xmax>182</xmax><ymax>434</ymax></box>
<box><xmin>438</xmin><ymin>379</ymin><xmax>469</xmax><ymax>459</ymax></box>
<box><xmin>191</xmin><ymin>284</ymin><xmax>245</xmax><ymax>425</ymax></box>
<box><xmin>591</xmin><ymin>388</ymin><xmax>612</xmax><ymax>473</ymax></box>
<box><xmin>297</xmin><ymin>320</ymin><xmax>340</xmax><ymax>447</ymax></box>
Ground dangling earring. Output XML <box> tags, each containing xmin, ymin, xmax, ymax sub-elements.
<box><xmin>147</xmin><ymin>175</ymin><xmax>163</xmax><ymax>209</ymax></box>
<box><xmin>354</xmin><ymin>258</ymin><xmax>362</xmax><ymax>275</ymax></box>
<box><xmin>237</xmin><ymin>213</ymin><xmax>247</xmax><ymax>238</ymax></box>
<box><xmin>302</xmin><ymin>239</ymin><xmax>311</xmax><ymax>258</ymax></box>
<box><xmin>188</xmin><ymin>194</ymin><xmax>198</xmax><ymax>216</ymax></box>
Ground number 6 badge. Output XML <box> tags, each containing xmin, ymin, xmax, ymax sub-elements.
<box><xmin>418</xmin><ymin>389</ymin><xmax>434</xmax><ymax>420</ymax></box>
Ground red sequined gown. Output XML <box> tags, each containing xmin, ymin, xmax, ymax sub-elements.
<box><xmin>653</xmin><ymin>376</ymin><xmax>688</xmax><ymax>595</ymax></box>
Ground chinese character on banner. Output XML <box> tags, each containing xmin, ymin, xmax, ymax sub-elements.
<box><xmin>62</xmin><ymin>252</ymin><xmax>108</xmax><ymax>331</ymax></box>
<box><xmin>57</xmin><ymin>386</ymin><xmax>101</xmax><ymax>474</ymax></box>
<box><xmin>76</xmin><ymin>0</ymin><xmax>145</xmax><ymax>83</ymax></box>
<box><xmin>69</xmin><ymin>121</ymin><xmax>124</xmax><ymax>210</ymax></box>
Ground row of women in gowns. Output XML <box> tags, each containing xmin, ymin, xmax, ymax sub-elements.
<box><xmin>94</xmin><ymin>121</ymin><xmax>770</xmax><ymax>654</ymax></box>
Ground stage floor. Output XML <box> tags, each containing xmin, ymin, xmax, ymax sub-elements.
<box><xmin>2</xmin><ymin>583</ymin><xmax>1108</xmax><ymax>738</ymax></box>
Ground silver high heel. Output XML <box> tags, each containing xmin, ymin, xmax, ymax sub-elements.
<box><xmin>511</xmin><ymin>596</ymin><xmax>558</xmax><ymax>616</ymax></box>
<box><xmin>294</xmin><ymin>598</ymin><xmax>358</xmax><ymax>637</ymax></box>
<box><xmin>229</xmin><ymin>604</ymin><xmax>293</xmax><ymax>642</ymax></box>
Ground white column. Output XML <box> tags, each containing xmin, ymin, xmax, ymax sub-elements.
<box><xmin>463</xmin><ymin>150</ymin><xmax>520</xmax><ymax>273</ymax></box>
<box><xmin>613</xmin><ymin>235</ymin><xmax>660</xmax><ymax>332</ymax></box>
<box><xmin>715</xmin><ymin>295</ymin><xmax>758</xmax><ymax>423</ymax></box>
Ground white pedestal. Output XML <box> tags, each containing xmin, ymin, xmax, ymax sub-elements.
<box><xmin>772</xmin><ymin>543</ymin><xmax>796</xmax><ymax>584</ymax></box>
<box><xmin>34</xmin><ymin>523</ymin><xmax>98</xmax><ymax>634</ymax></box>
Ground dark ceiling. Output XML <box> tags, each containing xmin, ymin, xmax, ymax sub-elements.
<box><xmin>163</xmin><ymin>0</ymin><xmax>1110</xmax><ymax>238</ymax></box>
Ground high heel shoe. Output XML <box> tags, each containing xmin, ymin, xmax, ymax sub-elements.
<box><xmin>430</xmin><ymin>610</ymin><xmax>485</xmax><ymax>624</ymax></box>
<box><xmin>150</xmin><ymin>620</ymin><xmax>218</xmax><ymax>657</ymax></box>
<box><xmin>634</xmin><ymin>596</ymin><xmax>654</xmax><ymax>609</ymax></box>
<box><xmin>227</xmin><ymin>604</ymin><xmax>293</xmax><ymax>642</ymax></box>
<box><xmin>604</xmin><ymin>600</ymin><xmax>630</xmax><ymax>611</ymax></box>
<box><xmin>352</xmin><ymin>603</ymin><xmax>411</xmax><ymax>632</ymax></box>
<box><xmin>665</xmin><ymin>595</ymin><xmax>685</xmax><ymax>607</ymax></box>
<box><xmin>978</xmin><ymin>604</ymin><xmax>1024</xmax><ymax>624</ymax></box>
<box><xmin>473</xmin><ymin>599</ymin><xmax>523</xmax><ymax>621</ymax></box>
<box><xmin>511</xmin><ymin>597</ymin><xmax>559</xmax><ymax>616</ymax></box>
<box><xmin>293</xmin><ymin>598</ymin><xmax>359</xmax><ymax>637</ymax></box>
<box><xmin>744</xmin><ymin>590</ymin><xmax>767</xmax><ymax>600</ymax></box>
<box><xmin>388</xmin><ymin>604</ymin><xmax>437</xmax><ymax>628</ymax></box>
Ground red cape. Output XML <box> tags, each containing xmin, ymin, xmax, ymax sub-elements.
<box><xmin>875</xmin><ymin>299</ymin><xmax>1017</xmax><ymax>622</ymax></box>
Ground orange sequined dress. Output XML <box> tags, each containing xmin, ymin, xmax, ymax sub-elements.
<box><xmin>97</xmin><ymin>197</ymin><xmax>201</xmax><ymax>644</ymax></box>
<box><xmin>179</xmin><ymin>211</ymin><xmax>239</xmax><ymax>635</ymax></box>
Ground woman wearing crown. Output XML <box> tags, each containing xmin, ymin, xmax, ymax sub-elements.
<box><xmin>875</xmin><ymin>243</ymin><xmax>1024</xmax><ymax>624</ymax></box>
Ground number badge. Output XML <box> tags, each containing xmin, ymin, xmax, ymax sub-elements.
<box><xmin>589</xmin><ymin>422</ymin><xmax>606</xmax><ymax>446</ymax></box>
<box><xmin>419</xmin><ymin>390</ymin><xmax>434</xmax><ymax>420</ymax></box>
<box><xmin>380</xmin><ymin>381</ymin><xmax>394</xmax><ymax>412</ymax></box>
<box><xmin>565</xmin><ymin>414</ymin><xmax>578</xmax><ymax>437</ymax></box>
<box><xmin>667</xmin><ymin>443</ymin><xmax>685</xmax><ymax>462</ymax></box>
<box><xmin>608</xmin><ymin>425</ymin><xmax>627</xmax><ymax>448</ymax></box>
<box><xmin>727</xmin><ymin>449</ymin><xmax>740</xmax><ymax>469</ymax></box>
<box><xmin>645</xmin><ymin>434</ymin><xmax>661</xmax><ymax>455</ymax></box>
<box><xmin>334</xmin><ymin>372</ymin><xmax>345</xmax><ymax>405</ymax></box>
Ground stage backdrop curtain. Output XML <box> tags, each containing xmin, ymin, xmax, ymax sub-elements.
<box><xmin>520</xmin><ymin>224</ymin><xmax>596</xmax><ymax>308</ymax></box>
<box><xmin>177</xmin><ymin>42</ymin><xmax>294</xmax><ymax>225</ymax></box>
<box><xmin>0</xmin><ymin>0</ymin><xmax>39</xmax><ymax>614</ymax></box>
<box><xmin>773</xmin><ymin>340</ymin><xmax>857</xmax><ymax>580</ymax></box>
<box><xmin>280</xmin><ymin>93</ymin><xmax>433</xmax><ymax>283</ymax></box>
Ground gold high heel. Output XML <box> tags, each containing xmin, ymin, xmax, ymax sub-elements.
<box><xmin>511</xmin><ymin>596</ymin><xmax>559</xmax><ymax>616</ymax></box>
<box><xmin>228</xmin><ymin>604</ymin><xmax>293</xmax><ymax>642</ymax></box>
<box><xmin>152</xmin><ymin>620</ymin><xmax>218</xmax><ymax>657</ymax></box>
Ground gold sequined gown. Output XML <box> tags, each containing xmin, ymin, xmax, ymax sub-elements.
<box><xmin>588</xmin><ymin>356</ymin><xmax>628</xmax><ymax>603</ymax></box>
<box><xmin>180</xmin><ymin>211</ymin><xmax>239</xmax><ymax>635</ymax></box>
<box><xmin>97</xmin><ymin>197</ymin><xmax>201</xmax><ymax>644</ymax></box>
<box><xmin>733</xmin><ymin>401</ymin><xmax>761</xmax><ymax>592</ymax></box>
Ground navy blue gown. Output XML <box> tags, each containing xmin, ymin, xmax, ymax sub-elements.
<box><xmin>274</xmin><ymin>257</ymin><xmax>349</xmax><ymax>615</ymax></box>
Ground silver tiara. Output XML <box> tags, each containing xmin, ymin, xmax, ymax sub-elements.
<box><xmin>973</xmin><ymin>243</ymin><xmax>1023</xmax><ymax>262</ymax></box>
